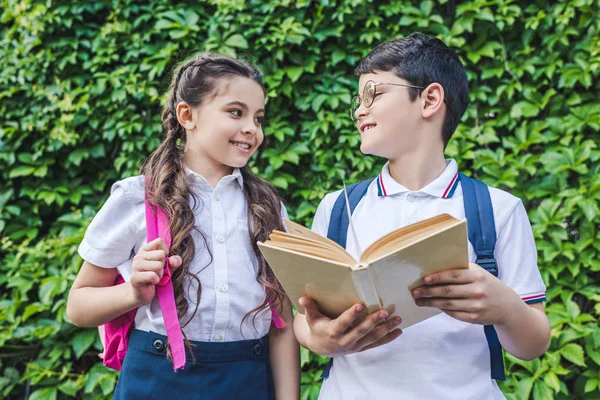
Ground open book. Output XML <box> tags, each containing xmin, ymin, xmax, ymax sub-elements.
<box><xmin>258</xmin><ymin>213</ymin><xmax>469</xmax><ymax>330</ymax></box>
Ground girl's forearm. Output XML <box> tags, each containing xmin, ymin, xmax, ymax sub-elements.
<box><xmin>67</xmin><ymin>283</ymin><xmax>141</xmax><ymax>327</ymax></box>
<box><xmin>495</xmin><ymin>302</ymin><xmax>550</xmax><ymax>360</ymax></box>
<box><xmin>269</xmin><ymin>303</ymin><xmax>300</xmax><ymax>400</ymax></box>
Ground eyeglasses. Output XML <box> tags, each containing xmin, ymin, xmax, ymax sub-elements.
<box><xmin>350</xmin><ymin>80</ymin><xmax>424</xmax><ymax>121</ymax></box>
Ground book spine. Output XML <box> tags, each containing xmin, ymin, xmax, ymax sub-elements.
<box><xmin>351</xmin><ymin>268</ymin><xmax>382</xmax><ymax>313</ymax></box>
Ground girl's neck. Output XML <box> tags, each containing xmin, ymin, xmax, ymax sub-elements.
<box><xmin>387</xmin><ymin>149</ymin><xmax>447</xmax><ymax>192</ymax></box>
<box><xmin>183</xmin><ymin>154</ymin><xmax>233</xmax><ymax>188</ymax></box>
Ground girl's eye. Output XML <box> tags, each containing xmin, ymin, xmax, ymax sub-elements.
<box><xmin>229</xmin><ymin>109</ymin><xmax>242</xmax><ymax>117</ymax></box>
<box><xmin>255</xmin><ymin>116</ymin><xmax>265</xmax><ymax>125</ymax></box>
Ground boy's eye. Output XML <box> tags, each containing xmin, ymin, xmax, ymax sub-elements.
<box><xmin>255</xmin><ymin>116</ymin><xmax>265</xmax><ymax>125</ymax></box>
<box><xmin>229</xmin><ymin>109</ymin><xmax>242</xmax><ymax>117</ymax></box>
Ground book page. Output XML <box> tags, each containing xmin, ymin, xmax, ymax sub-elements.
<box><xmin>283</xmin><ymin>219</ymin><xmax>349</xmax><ymax>253</ymax></box>
<box><xmin>268</xmin><ymin>231</ymin><xmax>356</xmax><ymax>265</ymax></box>
<box><xmin>360</xmin><ymin>214</ymin><xmax>461</xmax><ymax>263</ymax></box>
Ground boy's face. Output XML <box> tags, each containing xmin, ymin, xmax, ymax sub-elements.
<box><xmin>354</xmin><ymin>70</ymin><xmax>423</xmax><ymax>160</ymax></box>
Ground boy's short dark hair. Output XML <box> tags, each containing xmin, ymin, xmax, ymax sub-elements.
<box><xmin>355</xmin><ymin>32</ymin><xmax>469</xmax><ymax>146</ymax></box>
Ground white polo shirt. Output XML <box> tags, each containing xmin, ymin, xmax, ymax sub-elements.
<box><xmin>78</xmin><ymin>168</ymin><xmax>281</xmax><ymax>342</ymax></box>
<box><xmin>312</xmin><ymin>159</ymin><xmax>546</xmax><ymax>400</ymax></box>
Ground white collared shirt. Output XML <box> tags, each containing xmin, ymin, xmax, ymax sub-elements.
<box><xmin>312</xmin><ymin>159</ymin><xmax>546</xmax><ymax>400</ymax></box>
<box><xmin>79</xmin><ymin>168</ymin><xmax>281</xmax><ymax>342</ymax></box>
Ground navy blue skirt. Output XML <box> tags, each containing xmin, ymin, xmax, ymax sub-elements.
<box><xmin>114</xmin><ymin>330</ymin><xmax>274</xmax><ymax>400</ymax></box>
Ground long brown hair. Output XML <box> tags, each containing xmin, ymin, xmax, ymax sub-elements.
<box><xmin>141</xmin><ymin>53</ymin><xmax>286</xmax><ymax>337</ymax></box>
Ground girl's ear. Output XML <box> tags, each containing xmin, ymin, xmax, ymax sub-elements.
<box><xmin>420</xmin><ymin>82</ymin><xmax>445</xmax><ymax>120</ymax></box>
<box><xmin>176</xmin><ymin>101</ymin><xmax>196</xmax><ymax>130</ymax></box>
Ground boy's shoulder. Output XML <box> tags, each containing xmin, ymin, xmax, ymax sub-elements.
<box><xmin>484</xmin><ymin>184</ymin><xmax>523</xmax><ymax>215</ymax></box>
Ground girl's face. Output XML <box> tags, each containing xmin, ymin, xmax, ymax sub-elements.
<box><xmin>182</xmin><ymin>76</ymin><xmax>265</xmax><ymax>176</ymax></box>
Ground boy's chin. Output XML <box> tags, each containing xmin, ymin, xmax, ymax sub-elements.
<box><xmin>360</xmin><ymin>141</ymin><xmax>385</xmax><ymax>157</ymax></box>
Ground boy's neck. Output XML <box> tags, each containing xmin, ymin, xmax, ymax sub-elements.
<box><xmin>387</xmin><ymin>150</ymin><xmax>448</xmax><ymax>192</ymax></box>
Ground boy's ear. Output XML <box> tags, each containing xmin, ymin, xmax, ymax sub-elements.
<box><xmin>176</xmin><ymin>101</ymin><xmax>196</xmax><ymax>130</ymax></box>
<box><xmin>420</xmin><ymin>83</ymin><xmax>445</xmax><ymax>119</ymax></box>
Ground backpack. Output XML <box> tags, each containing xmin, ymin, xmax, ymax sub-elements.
<box><xmin>321</xmin><ymin>173</ymin><xmax>505</xmax><ymax>381</ymax></box>
<box><xmin>100</xmin><ymin>193</ymin><xmax>287</xmax><ymax>372</ymax></box>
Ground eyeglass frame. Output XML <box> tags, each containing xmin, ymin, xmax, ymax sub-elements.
<box><xmin>350</xmin><ymin>80</ymin><xmax>426</xmax><ymax>121</ymax></box>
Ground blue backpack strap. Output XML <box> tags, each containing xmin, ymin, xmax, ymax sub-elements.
<box><xmin>326</xmin><ymin>178</ymin><xmax>375</xmax><ymax>248</ymax></box>
<box><xmin>321</xmin><ymin>178</ymin><xmax>375</xmax><ymax>379</ymax></box>
<box><xmin>459</xmin><ymin>173</ymin><xmax>505</xmax><ymax>381</ymax></box>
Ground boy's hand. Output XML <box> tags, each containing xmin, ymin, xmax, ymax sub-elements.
<box><xmin>299</xmin><ymin>297</ymin><xmax>402</xmax><ymax>357</ymax></box>
<box><xmin>130</xmin><ymin>238</ymin><xmax>182</xmax><ymax>305</ymax></box>
<box><xmin>412</xmin><ymin>262</ymin><xmax>521</xmax><ymax>325</ymax></box>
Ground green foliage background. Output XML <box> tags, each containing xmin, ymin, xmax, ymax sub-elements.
<box><xmin>1</xmin><ymin>0</ymin><xmax>599</xmax><ymax>398</ymax></box>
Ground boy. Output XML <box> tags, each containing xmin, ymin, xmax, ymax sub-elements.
<box><xmin>293</xmin><ymin>33</ymin><xmax>550</xmax><ymax>399</ymax></box>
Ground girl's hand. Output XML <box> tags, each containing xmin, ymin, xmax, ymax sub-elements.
<box><xmin>412</xmin><ymin>263</ymin><xmax>521</xmax><ymax>325</ymax></box>
<box><xmin>130</xmin><ymin>238</ymin><xmax>182</xmax><ymax>305</ymax></box>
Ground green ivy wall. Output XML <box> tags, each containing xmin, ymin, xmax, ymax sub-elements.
<box><xmin>1</xmin><ymin>0</ymin><xmax>599</xmax><ymax>399</ymax></box>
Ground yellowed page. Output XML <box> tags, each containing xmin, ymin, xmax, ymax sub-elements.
<box><xmin>360</xmin><ymin>214</ymin><xmax>459</xmax><ymax>262</ymax></box>
<box><xmin>283</xmin><ymin>219</ymin><xmax>348</xmax><ymax>253</ymax></box>
<box><xmin>258</xmin><ymin>242</ymin><xmax>365</xmax><ymax>319</ymax></box>
<box><xmin>268</xmin><ymin>231</ymin><xmax>356</xmax><ymax>264</ymax></box>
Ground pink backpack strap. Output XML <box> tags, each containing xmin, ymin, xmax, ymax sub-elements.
<box><xmin>267</xmin><ymin>289</ymin><xmax>287</xmax><ymax>328</ymax></box>
<box><xmin>145</xmin><ymin>199</ymin><xmax>186</xmax><ymax>371</ymax></box>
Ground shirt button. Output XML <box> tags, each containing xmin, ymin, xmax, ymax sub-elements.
<box><xmin>408</xmin><ymin>195</ymin><xmax>416</xmax><ymax>202</ymax></box>
<box><xmin>219</xmin><ymin>284</ymin><xmax>229</xmax><ymax>293</ymax></box>
<box><xmin>214</xmin><ymin>194</ymin><xmax>220</xmax><ymax>202</ymax></box>
<box><xmin>216</xmin><ymin>234</ymin><xmax>225</xmax><ymax>243</ymax></box>
<box><xmin>213</xmin><ymin>334</ymin><xmax>223</xmax><ymax>342</ymax></box>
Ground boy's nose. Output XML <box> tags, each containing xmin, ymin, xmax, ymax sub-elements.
<box><xmin>355</xmin><ymin>105</ymin><xmax>369</xmax><ymax>122</ymax></box>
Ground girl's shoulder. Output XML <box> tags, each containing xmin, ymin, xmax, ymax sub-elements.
<box><xmin>109</xmin><ymin>175</ymin><xmax>146</xmax><ymax>206</ymax></box>
<box><xmin>78</xmin><ymin>175</ymin><xmax>146</xmax><ymax>268</ymax></box>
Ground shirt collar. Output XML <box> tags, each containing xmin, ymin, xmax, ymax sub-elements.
<box><xmin>377</xmin><ymin>159</ymin><xmax>459</xmax><ymax>198</ymax></box>
<box><xmin>185</xmin><ymin>167</ymin><xmax>244</xmax><ymax>190</ymax></box>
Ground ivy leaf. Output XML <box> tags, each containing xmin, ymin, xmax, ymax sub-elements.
<box><xmin>225</xmin><ymin>34</ymin><xmax>248</xmax><ymax>49</ymax></box>
<box><xmin>561</xmin><ymin>343</ymin><xmax>586</xmax><ymax>367</ymax></box>
<box><xmin>72</xmin><ymin>329</ymin><xmax>97</xmax><ymax>359</ymax></box>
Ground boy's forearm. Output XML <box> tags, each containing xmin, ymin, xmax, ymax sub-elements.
<box><xmin>269</xmin><ymin>300</ymin><xmax>300</xmax><ymax>400</ymax></box>
<box><xmin>67</xmin><ymin>284</ymin><xmax>141</xmax><ymax>327</ymax></box>
<box><xmin>495</xmin><ymin>302</ymin><xmax>550</xmax><ymax>360</ymax></box>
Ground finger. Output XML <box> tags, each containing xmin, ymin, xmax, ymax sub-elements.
<box><xmin>299</xmin><ymin>297</ymin><xmax>327</xmax><ymax>323</ymax></box>
<box><xmin>442</xmin><ymin>310</ymin><xmax>479</xmax><ymax>324</ymax></box>
<box><xmin>415</xmin><ymin>297</ymin><xmax>481</xmax><ymax>312</ymax></box>
<box><xmin>330</xmin><ymin>303</ymin><xmax>370</xmax><ymax>334</ymax></box>
<box><xmin>353</xmin><ymin>316</ymin><xmax>402</xmax><ymax>350</ymax></box>
<box><xmin>412</xmin><ymin>284</ymin><xmax>475</xmax><ymax>299</ymax></box>
<box><xmin>133</xmin><ymin>260</ymin><xmax>165</xmax><ymax>275</ymax></box>
<box><xmin>141</xmin><ymin>238</ymin><xmax>169</xmax><ymax>253</ymax></box>
<box><xmin>131</xmin><ymin>271</ymin><xmax>161</xmax><ymax>287</ymax></box>
<box><xmin>422</xmin><ymin>267</ymin><xmax>477</xmax><ymax>286</ymax></box>
<box><xmin>140</xmin><ymin>249</ymin><xmax>168</xmax><ymax>262</ymax></box>
<box><xmin>358</xmin><ymin>328</ymin><xmax>403</xmax><ymax>352</ymax></box>
<box><xmin>168</xmin><ymin>255</ymin><xmax>183</xmax><ymax>270</ymax></box>
<box><xmin>339</xmin><ymin>309</ymin><xmax>390</xmax><ymax>345</ymax></box>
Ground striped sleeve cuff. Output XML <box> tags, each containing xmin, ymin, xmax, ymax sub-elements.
<box><xmin>521</xmin><ymin>293</ymin><xmax>546</xmax><ymax>304</ymax></box>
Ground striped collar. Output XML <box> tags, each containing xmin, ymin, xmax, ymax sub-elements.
<box><xmin>377</xmin><ymin>159</ymin><xmax>460</xmax><ymax>198</ymax></box>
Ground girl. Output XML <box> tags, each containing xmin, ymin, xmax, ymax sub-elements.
<box><xmin>67</xmin><ymin>53</ymin><xmax>300</xmax><ymax>399</ymax></box>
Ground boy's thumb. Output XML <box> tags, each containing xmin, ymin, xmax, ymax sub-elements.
<box><xmin>168</xmin><ymin>255</ymin><xmax>183</xmax><ymax>270</ymax></box>
<box><xmin>299</xmin><ymin>296</ymin><xmax>323</xmax><ymax>322</ymax></box>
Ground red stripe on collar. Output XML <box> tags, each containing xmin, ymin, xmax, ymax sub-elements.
<box><xmin>379</xmin><ymin>172</ymin><xmax>388</xmax><ymax>196</ymax></box>
<box><xmin>442</xmin><ymin>172</ymin><xmax>459</xmax><ymax>198</ymax></box>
